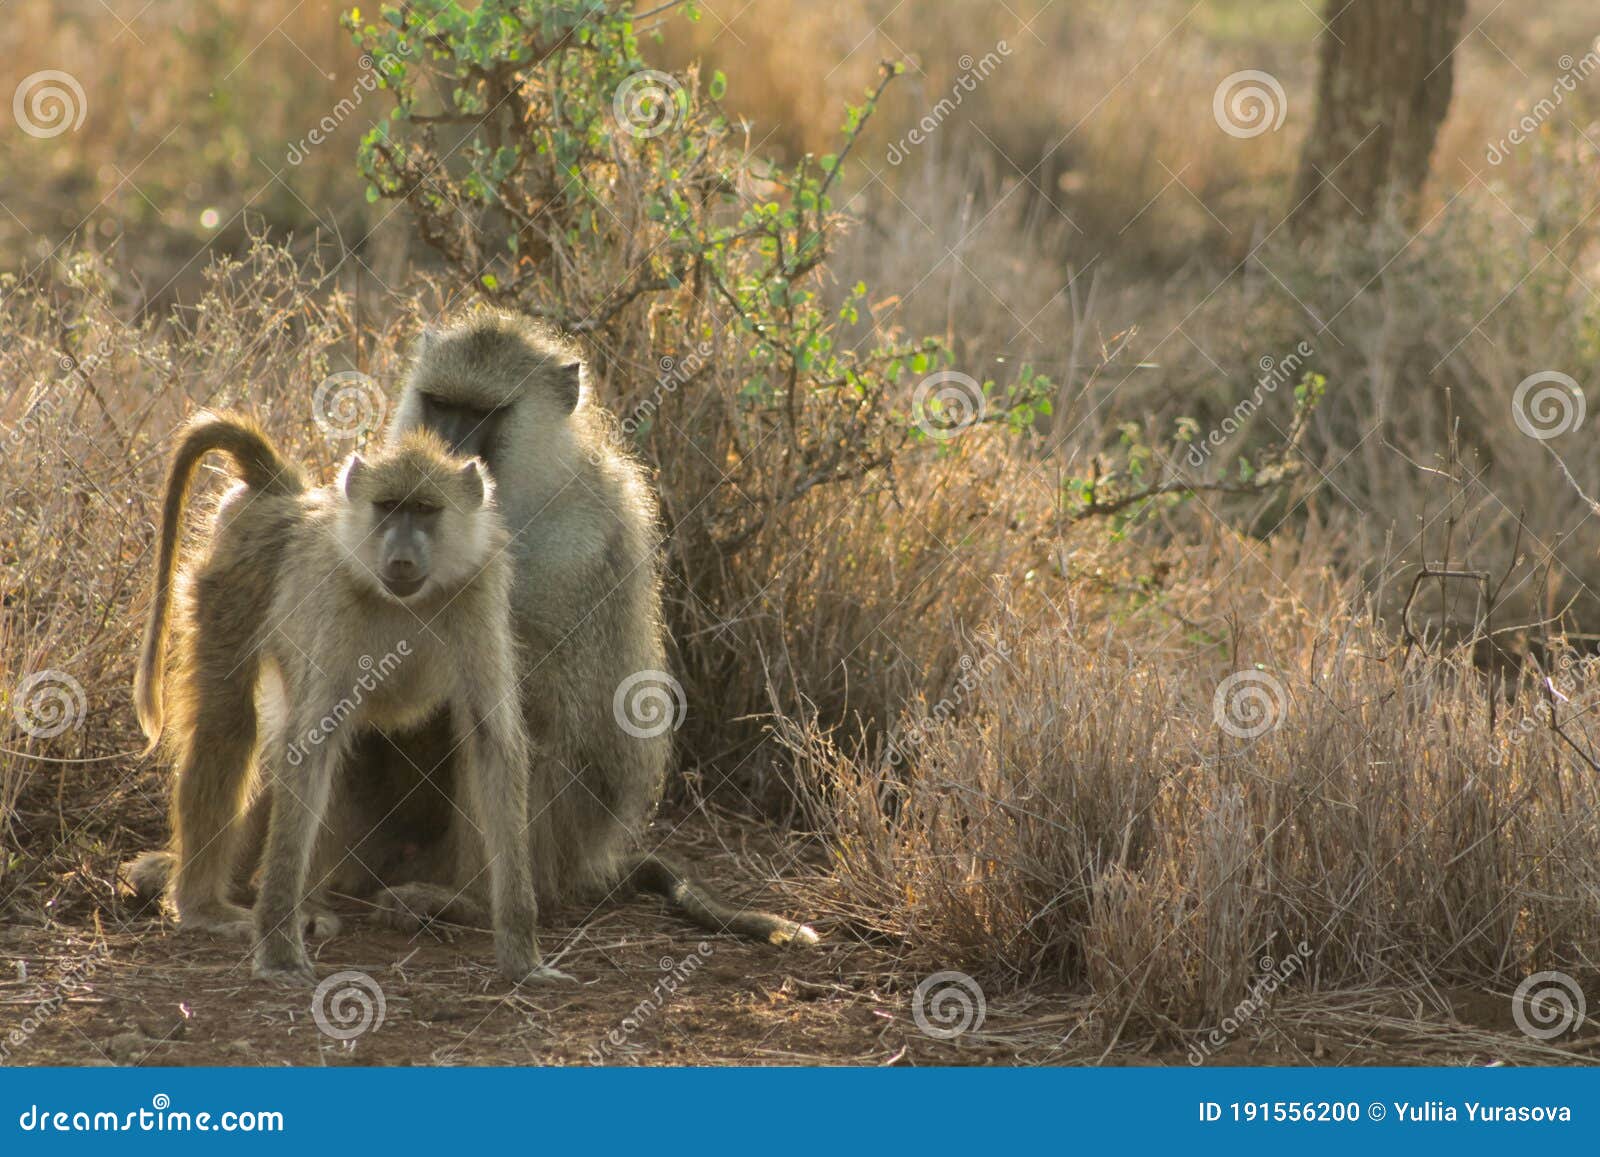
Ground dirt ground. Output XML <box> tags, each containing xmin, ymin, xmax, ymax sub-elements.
<box><xmin>3</xmin><ymin>809</ymin><xmax>1597</xmax><ymax>1068</ymax></box>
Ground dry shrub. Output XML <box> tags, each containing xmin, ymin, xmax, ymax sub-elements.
<box><xmin>1092</xmin><ymin>138</ymin><xmax>1600</xmax><ymax>643</ymax></box>
<box><xmin>776</xmin><ymin>524</ymin><xmax>1600</xmax><ymax>1033</ymax></box>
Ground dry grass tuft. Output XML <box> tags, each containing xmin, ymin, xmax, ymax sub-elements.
<box><xmin>776</xmin><ymin>528</ymin><xmax>1600</xmax><ymax>1039</ymax></box>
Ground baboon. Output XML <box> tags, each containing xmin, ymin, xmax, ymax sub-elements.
<box><xmin>355</xmin><ymin>309</ymin><xmax>819</xmax><ymax>946</ymax></box>
<box><xmin>129</xmin><ymin>411</ymin><xmax>561</xmax><ymax>983</ymax></box>
<box><xmin>130</xmin><ymin>313</ymin><xmax>818</xmax><ymax>951</ymax></box>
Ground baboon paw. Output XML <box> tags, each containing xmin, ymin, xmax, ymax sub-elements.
<box><xmin>505</xmin><ymin>962</ymin><xmax>578</xmax><ymax>985</ymax></box>
<box><xmin>177</xmin><ymin>904</ymin><xmax>255</xmax><ymax>940</ymax></box>
<box><xmin>251</xmin><ymin>953</ymin><xmax>316</xmax><ymax>986</ymax></box>
<box><xmin>304</xmin><ymin>910</ymin><xmax>343</xmax><ymax>939</ymax></box>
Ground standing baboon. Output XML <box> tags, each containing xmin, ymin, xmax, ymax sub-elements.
<box><xmin>129</xmin><ymin>412</ymin><xmax>561</xmax><ymax>983</ymax></box>
<box><xmin>360</xmin><ymin>310</ymin><xmax>818</xmax><ymax>946</ymax></box>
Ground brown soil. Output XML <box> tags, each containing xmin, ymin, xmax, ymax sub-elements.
<box><xmin>4</xmin><ymin>815</ymin><xmax>1596</xmax><ymax>1068</ymax></box>
<box><xmin>2</xmin><ymin>761</ymin><xmax>1594</xmax><ymax>1068</ymax></box>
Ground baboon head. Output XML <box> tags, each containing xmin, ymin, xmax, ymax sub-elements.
<box><xmin>338</xmin><ymin>431</ymin><xmax>494</xmax><ymax>602</ymax></box>
<box><xmin>391</xmin><ymin>309</ymin><xmax>584</xmax><ymax>465</ymax></box>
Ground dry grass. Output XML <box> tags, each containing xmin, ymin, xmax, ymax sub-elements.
<box><xmin>774</xmin><ymin>525</ymin><xmax>1600</xmax><ymax>1040</ymax></box>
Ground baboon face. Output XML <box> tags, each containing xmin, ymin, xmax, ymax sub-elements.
<box><xmin>339</xmin><ymin>435</ymin><xmax>491</xmax><ymax>602</ymax></box>
<box><xmin>370</xmin><ymin>498</ymin><xmax>442</xmax><ymax>598</ymax></box>
<box><xmin>416</xmin><ymin>391</ymin><xmax>509</xmax><ymax>461</ymax></box>
<box><xmin>404</xmin><ymin>315</ymin><xmax>584</xmax><ymax>463</ymax></box>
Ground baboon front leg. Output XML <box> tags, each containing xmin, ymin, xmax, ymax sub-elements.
<box><xmin>455</xmin><ymin>697</ymin><xmax>571</xmax><ymax>983</ymax></box>
<box><xmin>253</xmin><ymin>726</ymin><xmax>340</xmax><ymax>983</ymax></box>
<box><xmin>170</xmin><ymin>613</ymin><xmax>261</xmax><ymax>937</ymax></box>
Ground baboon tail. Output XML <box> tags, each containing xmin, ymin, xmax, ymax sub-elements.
<box><xmin>134</xmin><ymin>410</ymin><xmax>305</xmax><ymax>749</ymax></box>
<box><xmin>627</xmin><ymin>851</ymin><xmax>820</xmax><ymax>947</ymax></box>
<box><xmin>121</xmin><ymin>849</ymin><xmax>174</xmax><ymax>906</ymax></box>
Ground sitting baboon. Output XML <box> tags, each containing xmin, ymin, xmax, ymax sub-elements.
<box><xmin>129</xmin><ymin>412</ymin><xmax>561</xmax><ymax>983</ymax></box>
<box><xmin>357</xmin><ymin>310</ymin><xmax>819</xmax><ymax>946</ymax></box>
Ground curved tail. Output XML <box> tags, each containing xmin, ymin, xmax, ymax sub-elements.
<box><xmin>628</xmin><ymin>851</ymin><xmax>820</xmax><ymax>947</ymax></box>
<box><xmin>134</xmin><ymin>411</ymin><xmax>304</xmax><ymax>750</ymax></box>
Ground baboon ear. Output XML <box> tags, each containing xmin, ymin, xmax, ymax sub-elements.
<box><xmin>457</xmin><ymin>458</ymin><xmax>487</xmax><ymax>508</ymax></box>
<box><xmin>554</xmin><ymin>361</ymin><xmax>582</xmax><ymax>413</ymax></box>
<box><xmin>339</xmin><ymin>453</ymin><xmax>368</xmax><ymax>498</ymax></box>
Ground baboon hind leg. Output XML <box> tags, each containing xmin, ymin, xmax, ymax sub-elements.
<box><xmin>168</xmin><ymin>589</ymin><xmax>263</xmax><ymax>938</ymax></box>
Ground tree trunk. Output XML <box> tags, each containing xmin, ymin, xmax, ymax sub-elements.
<box><xmin>1292</xmin><ymin>0</ymin><xmax>1465</xmax><ymax>235</ymax></box>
